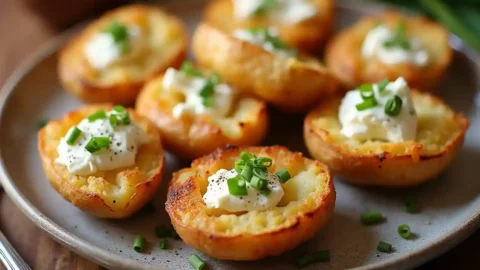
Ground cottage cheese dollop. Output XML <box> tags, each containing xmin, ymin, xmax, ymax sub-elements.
<box><xmin>362</xmin><ymin>25</ymin><xmax>429</xmax><ymax>66</ymax></box>
<box><xmin>162</xmin><ymin>68</ymin><xmax>236</xmax><ymax>118</ymax></box>
<box><xmin>339</xmin><ymin>77</ymin><xmax>417</xmax><ymax>142</ymax></box>
<box><xmin>203</xmin><ymin>169</ymin><xmax>284</xmax><ymax>212</ymax></box>
<box><xmin>55</xmin><ymin>110</ymin><xmax>148</xmax><ymax>176</ymax></box>
<box><xmin>232</xmin><ymin>28</ymin><xmax>296</xmax><ymax>57</ymax></box>
<box><xmin>233</xmin><ymin>0</ymin><xmax>317</xmax><ymax>24</ymax></box>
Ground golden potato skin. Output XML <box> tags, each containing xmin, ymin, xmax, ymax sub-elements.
<box><xmin>204</xmin><ymin>0</ymin><xmax>335</xmax><ymax>53</ymax></box>
<box><xmin>38</xmin><ymin>105</ymin><xmax>164</xmax><ymax>218</ymax></box>
<box><xmin>304</xmin><ymin>91</ymin><xmax>468</xmax><ymax>187</ymax></box>
<box><xmin>192</xmin><ymin>23</ymin><xmax>338</xmax><ymax>112</ymax></box>
<box><xmin>325</xmin><ymin>12</ymin><xmax>453</xmax><ymax>91</ymax></box>
<box><xmin>136</xmin><ymin>74</ymin><xmax>269</xmax><ymax>159</ymax></box>
<box><xmin>58</xmin><ymin>4</ymin><xmax>188</xmax><ymax>105</ymax></box>
<box><xmin>166</xmin><ymin>145</ymin><xmax>335</xmax><ymax>260</ymax></box>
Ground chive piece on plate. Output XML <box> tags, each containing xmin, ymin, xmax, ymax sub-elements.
<box><xmin>398</xmin><ymin>224</ymin><xmax>411</xmax><ymax>240</ymax></box>
<box><xmin>159</xmin><ymin>239</ymin><xmax>167</xmax><ymax>249</ymax></box>
<box><xmin>188</xmin><ymin>254</ymin><xmax>205</xmax><ymax>270</ymax></box>
<box><xmin>276</xmin><ymin>169</ymin><xmax>291</xmax><ymax>183</ymax></box>
<box><xmin>377</xmin><ymin>241</ymin><xmax>393</xmax><ymax>253</ymax></box>
<box><xmin>133</xmin><ymin>236</ymin><xmax>146</xmax><ymax>253</ymax></box>
<box><xmin>295</xmin><ymin>250</ymin><xmax>330</xmax><ymax>268</ymax></box>
<box><xmin>360</xmin><ymin>210</ymin><xmax>384</xmax><ymax>225</ymax></box>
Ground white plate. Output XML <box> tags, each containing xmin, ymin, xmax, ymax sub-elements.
<box><xmin>1</xmin><ymin>1</ymin><xmax>480</xmax><ymax>269</ymax></box>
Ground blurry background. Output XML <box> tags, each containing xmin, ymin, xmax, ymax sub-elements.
<box><xmin>0</xmin><ymin>0</ymin><xmax>479</xmax><ymax>269</ymax></box>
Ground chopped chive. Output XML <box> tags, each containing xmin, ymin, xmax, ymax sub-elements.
<box><xmin>360</xmin><ymin>210</ymin><xmax>384</xmax><ymax>225</ymax></box>
<box><xmin>241</xmin><ymin>164</ymin><xmax>253</xmax><ymax>182</ymax></box>
<box><xmin>159</xmin><ymin>239</ymin><xmax>167</xmax><ymax>249</ymax></box>
<box><xmin>359</xmin><ymin>84</ymin><xmax>375</xmax><ymax>100</ymax></box>
<box><xmin>250</xmin><ymin>176</ymin><xmax>267</xmax><ymax>190</ymax></box>
<box><xmin>240</xmin><ymin>151</ymin><xmax>255</xmax><ymax>161</ymax></box>
<box><xmin>188</xmin><ymin>254</ymin><xmax>205</xmax><ymax>270</ymax></box>
<box><xmin>385</xmin><ymin>95</ymin><xmax>403</xmax><ymax>116</ymax></box>
<box><xmin>133</xmin><ymin>236</ymin><xmax>146</xmax><ymax>252</ymax></box>
<box><xmin>113</xmin><ymin>105</ymin><xmax>126</xmax><ymax>112</ymax></box>
<box><xmin>87</xmin><ymin>110</ymin><xmax>107</xmax><ymax>122</ymax></box>
<box><xmin>37</xmin><ymin>119</ymin><xmax>48</xmax><ymax>130</ymax></box>
<box><xmin>252</xmin><ymin>0</ymin><xmax>277</xmax><ymax>15</ymax></box>
<box><xmin>121</xmin><ymin>111</ymin><xmax>131</xmax><ymax>125</ymax></box>
<box><xmin>180</xmin><ymin>61</ymin><xmax>203</xmax><ymax>77</ymax></box>
<box><xmin>66</xmin><ymin>127</ymin><xmax>82</xmax><ymax>146</ymax></box>
<box><xmin>252</xmin><ymin>167</ymin><xmax>268</xmax><ymax>180</ymax></box>
<box><xmin>104</xmin><ymin>22</ymin><xmax>129</xmax><ymax>42</ymax></box>
<box><xmin>377</xmin><ymin>78</ymin><xmax>389</xmax><ymax>92</ymax></box>
<box><xmin>276</xmin><ymin>169</ymin><xmax>291</xmax><ymax>183</ymax></box>
<box><xmin>109</xmin><ymin>114</ymin><xmax>118</xmax><ymax>128</ymax></box>
<box><xmin>377</xmin><ymin>241</ymin><xmax>393</xmax><ymax>253</ymax></box>
<box><xmin>227</xmin><ymin>175</ymin><xmax>248</xmax><ymax>195</ymax></box>
<box><xmin>254</xmin><ymin>157</ymin><xmax>272</xmax><ymax>168</ymax></box>
<box><xmin>234</xmin><ymin>160</ymin><xmax>246</xmax><ymax>173</ymax></box>
<box><xmin>356</xmin><ymin>98</ymin><xmax>377</xmax><ymax>111</ymax></box>
<box><xmin>85</xmin><ymin>136</ymin><xmax>110</xmax><ymax>153</ymax></box>
<box><xmin>398</xmin><ymin>224</ymin><xmax>411</xmax><ymax>239</ymax></box>
<box><xmin>295</xmin><ymin>250</ymin><xmax>330</xmax><ymax>268</ymax></box>
<box><xmin>405</xmin><ymin>198</ymin><xmax>421</xmax><ymax>213</ymax></box>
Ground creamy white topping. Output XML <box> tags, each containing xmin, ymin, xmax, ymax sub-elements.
<box><xmin>84</xmin><ymin>27</ymin><xmax>140</xmax><ymax>69</ymax></box>
<box><xmin>162</xmin><ymin>68</ymin><xmax>236</xmax><ymax>118</ymax></box>
<box><xmin>339</xmin><ymin>77</ymin><xmax>417</xmax><ymax>142</ymax></box>
<box><xmin>55</xmin><ymin>110</ymin><xmax>148</xmax><ymax>176</ymax></box>
<box><xmin>233</xmin><ymin>0</ymin><xmax>317</xmax><ymax>24</ymax></box>
<box><xmin>232</xmin><ymin>28</ymin><xmax>295</xmax><ymax>57</ymax></box>
<box><xmin>203</xmin><ymin>169</ymin><xmax>284</xmax><ymax>212</ymax></box>
<box><xmin>362</xmin><ymin>25</ymin><xmax>429</xmax><ymax>66</ymax></box>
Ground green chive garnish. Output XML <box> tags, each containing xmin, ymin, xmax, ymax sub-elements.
<box><xmin>253</xmin><ymin>167</ymin><xmax>268</xmax><ymax>180</ymax></box>
<box><xmin>133</xmin><ymin>236</ymin><xmax>146</xmax><ymax>252</ymax></box>
<box><xmin>109</xmin><ymin>114</ymin><xmax>118</xmax><ymax>128</ymax></box>
<box><xmin>250</xmin><ymin>176</ymin><xmax>267</xmax><ymax>190</ymax></box>
<box><xmin>405</xmin><ymin>198</ymin><xmax>421</xmax><ymax>213</ymax></box>
<box><xmin>377</xmin><ymin>78</ymin><xmax>389</xmax><ymax>92</ymax></box>
<box><xmin>360</xmin><ymin>210</ymin><xmax>384</xmax><ymax>225</ymax></box>
<box><xmin>398</xmin><ymin>224</ymin><xmax>411</xmax><ymax>239</ymax></box>
<box><xmin>383</xmin><ymin>21</ymin><xmax>411</xmax><ymax>50</ymax></box>
<box><xmin>241</xmin><ymin>164</ymin><xmax>253</xmax><ymax>182</ymax></box>
<box><xmin>240</xmin><ymin>151</ymin><xmax>255</xmax><ymax>161</ymax></box>
<box><xmin>113</xmin><ymin>105</ymin><xmax>125</xmax><ymax>112</ymax></box>
<box><xmin>227</xmin><ymin>175</ymin><xmax>248</xmax><ymax>195</ymax></box>
<box><xmin>188</xmin><ymin>254</ymin><xmax>205</xmax><ymax>270</ymax></box>
<box><xmin>377</xmin><ymin>241</ymin><xmax>393</xmax><ymax>253</ymax></box>
<box><xmin>385</xmin><ymin>95</ymin><xmax>403</xmax><ymax>116</ymax></box>
<box><xmin>246</xmin><ymin>27</ymin><xmax>297</xmax><ymax>56</ymax></box>
<box><xmin>180</xmin><ymin>61</ymin><xmax>203</xmax><ymax>77</ymax></box>
<box><xmin>85</xmin><ymin>136</ymin><xmax>110</xmax><ymax>153</ymax></box>
<box><xmin>260</xmin><ymin>187</ymin><xmax>271</xmax><ymax>196</ymax></box>
<box><xmin>254</xmin><ymin>157</ymin><xmax>273</xmax><ymax>168</ymax></box>
<box><xmin>276</xmin><ymin>169</ymin><xmax>291</xmax><ymax>183</ymax></box>
<box><xmin>87</xmin><ymin>110</ymin><xmax>107</xmax><ymax>122</ymax></box>
<box><xmin>66</xmin><ymin>127</ymin><xmax>82</xmax><ymax>146</ymax></box>
<box><xmin>359</xmin><ymin>84</ymin><xmax>375</xmax><ymax>99</ymax></box>
<box><xmin>104</xmin><ymin>22</ymin><xmax>129</xmax><ymax>43</ymax></box>
<box><xmin>356</xmin><ymin>98</ymin><xmax>377</xmax><ymax>111</ymax></box>
<box><xmin>252</xmin><ymin>0</ymin><xmax>277</xmax><ymax>15</ymax></box>
<box><xmin>234</xmin><ymin>160</ymin><xmax>246</xmax><ymax>173</ymax></box>
<box><xmin>295</xmin><ymin>250</ymin><xmax>330</xmax><ymax>268</ymax></box>
<box><xmin>159</xmin><ymin>239</ymin><xmax>167</xmax><ymax>249</ymax></box>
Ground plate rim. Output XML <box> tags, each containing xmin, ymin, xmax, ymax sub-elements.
<box><xmin>0</xmin><ymin>1</ymin><xmax>479</xmax><ymax>270</ymax></box>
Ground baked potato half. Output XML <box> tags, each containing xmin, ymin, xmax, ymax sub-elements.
<box><xmin>166</xmin><ymin>145</ymin><xmax>335</xmax><ymax>260</ymax></box>
<box><xmin>38</xmin><ymin>105</ymin><xmax>164</xmax><ymax>218</ymax></box>
<box><xmin>204</xmin><ymin>0</ymin><xmax>335</xmax><ymax>52</ymax></box>
<box><xmin>304</xmin><ymin>91</ymin><xmax>468</xmax><ymax>187</ymax></box>
<box><xmin>325</xmin><ymin>12</ymin><xmax>452</xmax><ymax>91</ymax></box>
<box><xmin>58</xmin><ymin>4</ymin><xmax>187</xmax><ymax>104</ymax></box>
<box><xmin>136</xmin><ymin>71</ymin><xmax>269</xmax><ymax>159</ymax></box>
<box><xmin>192</xmin><ymin>23</ymin><xmax>338</xmax><ymax>112</ymax></box>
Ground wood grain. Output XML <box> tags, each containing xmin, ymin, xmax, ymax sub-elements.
<box><xmin>0</xmin><ymin>0</ymin><xmax>478</xmax><ymax>269</ymax></box>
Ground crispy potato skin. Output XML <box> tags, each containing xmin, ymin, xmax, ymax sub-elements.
<box><xmin>192</xmin><ymin>23</ymin><xmax>338</xmax><ymax>112</ymax></box>
<box><xmin>304</xmin><ymin>91</ymin><xmax>468</xmax><ymax>187</ymax></box>
<box><xmin>325</xmin><ymin>12</ymin><xmax>453</xmax><ymax>91</ymax></box>
<box><xmin>38</xmin><ymin>105</ymin><xmax>164</xmax><ymax>218</ymax></box>
<box><xmin>204</xmin><ymin>0</ymin><xmax>335</xmax><ymax>53</ymax></box>
<box><xmin>58</xmin><ymin>4</ymin><xmax>188</xmax><ymax>105</ymax></box>
<box><xmin>166</xmin><ymin>145</ymin><xmax>335</xmax><ymax>260</ymax></box>
<box><xmin>136</xmin><ymin>74</ymin><xmax>269</xmax><ymax>159</ymax></box>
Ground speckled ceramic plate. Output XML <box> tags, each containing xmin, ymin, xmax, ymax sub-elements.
<box><xmin>1</xmin><ymin>1</ymin><xmax>479</xmax><ymax>269</ymax></box>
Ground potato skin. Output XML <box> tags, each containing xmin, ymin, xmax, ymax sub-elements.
<box><xmin>304</xmin><ymin>91</ymin><xmax>468</xmax><ymax>187</ymax></box>
<box><xmin>325</xmin><ymin>12</ymin><xmax>453</xmax><ymax>91</ymax></box>
<box><xmin>38</xmin><ymin>105</ymin><xmax>164</xmax><ymax>218</ymax></box>
<box><xmin>192</xmin><ymin>23</ymin><xmax>338</xmax><ymax>112</ymax></box>
<box><xmin>166</xmin><ymin>145</ymin><xmax>335</xmax><ymax>260</ymax></box>
<box><xmin>58</xmin><ymin>4</ymin><xmax>188</xmax><ymax>105</ymax></box>
<box><xmin>204</xmin><ymin>0</ymin><xmax>335</xmax><ymax>53</ymax></box>
<box><xmin>136</xmin><ymin>74</ymin><xmax>269</xmax><ymax>159</ymax></box>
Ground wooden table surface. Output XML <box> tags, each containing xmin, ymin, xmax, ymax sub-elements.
<box><xmin>0</xmin><ymin>0</ymin><xmax>478</xmax><ymax>269</ymax></box>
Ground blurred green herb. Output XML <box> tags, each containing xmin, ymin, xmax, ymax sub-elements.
<box><xmin>373</xmin><ymin>0</ymin><xmax>480</xmax><ymax>51</ymax></box>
